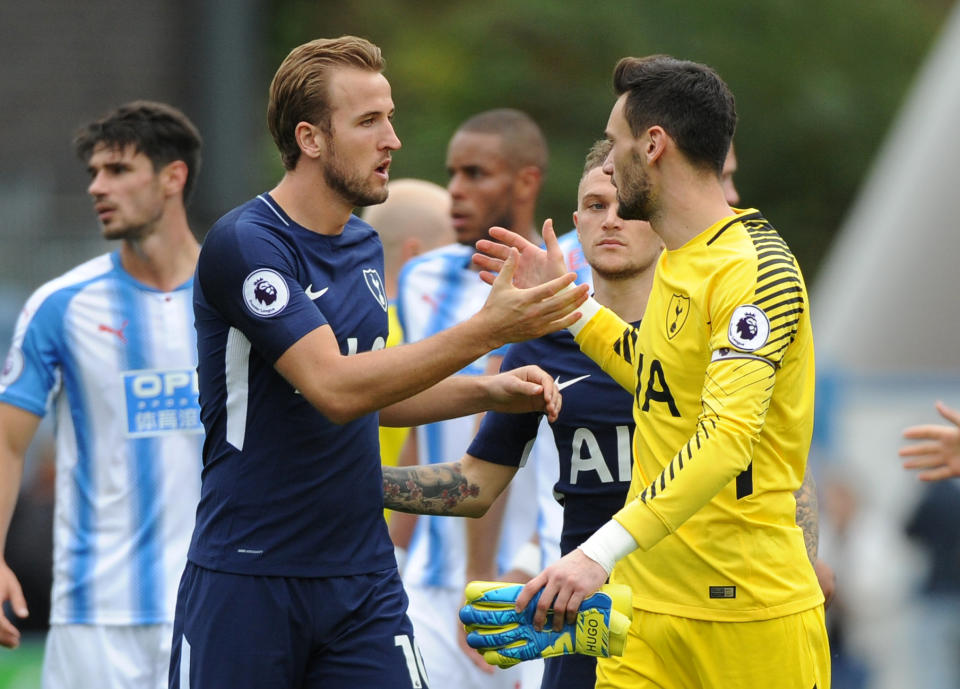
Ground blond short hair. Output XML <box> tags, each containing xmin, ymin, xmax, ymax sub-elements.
<box><xmin>268</xmin><ymin>36</ymin><xmax>384</xmax><ymax>170</ymax></box>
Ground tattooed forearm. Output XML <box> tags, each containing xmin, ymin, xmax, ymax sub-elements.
<box><xmin>383</xmin><ymin>461</ymin><xmax>481</xmax><ymax>516</ymax></box>
<box><xmin>794</xmin><ymin>466</ymin><xmax>819</xmax><ymax>563</ymax></box>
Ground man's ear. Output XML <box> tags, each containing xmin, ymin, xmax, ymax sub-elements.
<box><xmin>160</xmin><ymin>160</ymin><xmax>189</xmax><ymax>197</ymax></box>
<box><xmin>645</xmin><ymin>126</ymin><xmax>669</xmax><ymax>164</ymax></box>
<box><xmin>295</xmin><ymin>121</ymin><xmax>326</xmax><ymax>161</ymax></box>
<box><xmin>401</xmin><ymin>236</ymin><xmax>423</xmax><ymax>263</ymax></box>
<box><xmin>513</xmin><ymin>165</ymin><xmax>543</xmax><ymax>203</ymax></box>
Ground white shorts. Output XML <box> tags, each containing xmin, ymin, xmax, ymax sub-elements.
<box><xmin>406</xmin><ymin>584</ymin><xmax>542</xmax><ymax>689</ymax></box>
<box><xmin>42</xmin><ymin>623</ymin><xmax>173</xmax><ymax>689</ymax></box>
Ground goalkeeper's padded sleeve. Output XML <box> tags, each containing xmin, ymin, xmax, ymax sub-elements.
<box><xmin>459</xmin><ymin>581</ymin><xmax>632</xmax><ymax>668</ymax></box>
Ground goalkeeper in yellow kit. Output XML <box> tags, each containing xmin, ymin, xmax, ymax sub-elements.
<box><xmin>472</xmin><ymin>55</ymin><xmax>830</xmax><ymax>688</ymax></box>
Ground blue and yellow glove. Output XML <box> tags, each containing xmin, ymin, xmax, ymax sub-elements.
<box><xmin>459</xmin><ymin>581</ymin><xmax>632</xmax><ymax>668</ymax></box>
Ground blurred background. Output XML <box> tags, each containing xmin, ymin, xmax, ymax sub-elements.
<box><xmin>1</xmin><ymin>1</ymin><xmax>959</xmax><ymax>687</ymax></box>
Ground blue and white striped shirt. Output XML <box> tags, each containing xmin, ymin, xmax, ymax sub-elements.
<box><xmin>0</xmin><ymin>252</ymin><xmax>202</xmax><ymax>624</ymax></box>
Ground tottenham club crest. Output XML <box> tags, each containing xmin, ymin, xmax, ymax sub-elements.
<box><xmin>243</xmin><ymin>269</ymin><xmax>290</xmax><ymax>317</ymax></box>
<box><xmin>727</xmin><ymin>304</ymin><xmax>770</xmax><ymax>352</ymax></box>
<box><xmin>363</xmin><ymin>269</ymin><xmax>388</xmax><ymax>312</ymax></box>
<box><xmin>666</xmin><ymin>293</ymin><xmax>690</xmax><ymax>340</ymax></box>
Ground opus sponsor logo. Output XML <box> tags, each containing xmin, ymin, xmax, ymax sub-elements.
<box><xmin>123</xmin><ymin>368</ymin><xmax>202</xmax><ymax>437</ymax></box>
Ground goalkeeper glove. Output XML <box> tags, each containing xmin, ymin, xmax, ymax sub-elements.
<box><xmin>459</xmin><ymin>580</ymin><xmax>632</xmax><ymax>668</ymax></box>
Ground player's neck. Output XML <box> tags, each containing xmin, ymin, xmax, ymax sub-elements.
<box><xmin>592</xmin><ymin>265</ymin><xmax>656</xmax><ymax>323</ymax></box>
<box><xmin>119</xmin><ymin>209</ymin><xmax>199</xmax><ymax>292</ymax></box>
<box><xmin>650</xmin><ymin>181</ymin><xmax>733</xmax><ymax>251</ymax></box>
<box><xmin>270</xmin><ymin>168</ymin><xmax>354</xmax><ymax>236</ymax></box>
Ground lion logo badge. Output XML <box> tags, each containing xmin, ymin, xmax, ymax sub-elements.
<box><xmin>727</xmin><ymin>304</ymin><xmax>770</xmax><ymax>351</ymax></box>
<box><xmin>243</xmin><ymin>269</ymin><xmax>290</xmax><ymax>317</ymax></box>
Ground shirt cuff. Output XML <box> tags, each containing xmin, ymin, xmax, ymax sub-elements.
<box><xmin>612</xmin><ymin>498</ymin><xmax>673</xmax><ymax>552</ymax></box>
<box><xmin>567</xmin><ymin>295</ymin><xmax>604</xmax><ymax>337</ymax></box>
<box><xmin>577</xmin><ymin>519</ymin><xmax>638</xmax><ymax>575</ymax></box>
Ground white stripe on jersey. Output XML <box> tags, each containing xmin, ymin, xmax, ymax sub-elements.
<box><xmin>257</xmin><ymin>194</ymin><xmax>289</xmax><ymax>226</ymax></box>
<box><xmin>225</xmin><ymin>327</ymin><xmax>251</xmax><ymax>450</ymax></box>
<box><xmin>180</xmin><ymin>634</ymin><xmax>192</xmax><ymax>689</ymax></box>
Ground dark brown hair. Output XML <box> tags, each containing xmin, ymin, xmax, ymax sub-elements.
<box><xmin>74</xmin><ymin>100</ymin><xmax>202</xmax><ymax>201</ymax></box>
<box><xmin>613</xmin><ymin>55</ymin><xmax>735</xmax><ymax>175</ymax></box>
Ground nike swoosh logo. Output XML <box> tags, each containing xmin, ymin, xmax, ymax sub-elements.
<box><xmin>305</xmin><ymin>284</ymin><xmax>328</xmax><ymax>300</ymax></box>
<box><xmin>556</xmin><ymin>374</ymin><xmax>590</xmax><ymax>391</ymax></box>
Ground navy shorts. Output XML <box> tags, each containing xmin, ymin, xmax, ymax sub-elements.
<box><xmin>541</xmin><ymin>653</ymin><xmax>597</xmax><ymax>689</ymax></box>
<box><xmin>169</xmin><ymin>562</ymin><xmax>429</xmax><ymax>689</ymax></box>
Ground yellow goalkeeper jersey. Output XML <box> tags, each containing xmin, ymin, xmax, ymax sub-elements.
<box><xmin>380</xmin><ymin>303</ymin><xmax>409</xmax><ymax>523</ymax></box>
<box><xmin>575</xmin><ymin>209</ymin><xmax>823</xmax><ymax>621</ymax></box>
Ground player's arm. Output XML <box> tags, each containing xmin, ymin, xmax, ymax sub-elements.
<box><xmin>458</xmin><ymin>354</ymin><xmax>539</xmax><ymax>671</ymax></box>
<box><xmin>795</xmin><ymin>464</ymin><xmax>819</xmax><ymax>564</ymax></box>
<box><xmin>383</xmin><ymin>453</ymin><xmax>517</xmax><ymax>518</ymax></box>
<box><xmin>465</xmin><ymin>492</ymin><xmax>511</xmax><ymax>580</ymax></box>
<box><xmin>0</xmin><ymin>403</ymin><xmax>41</xmax><ymax>649</ymax></box>
<box><xmin>603</xmin><ymin>352</ymin><xmax>780</xmax><ymax>551</ymax></box>
<box><xmin>567</xmin><ymin>307</ymin><xmax>640</xmax><ymax>394</ymax></box>
<box><xmin>275</xmin><ymin>252</ymin><xmax>586</xmax><ymax>424</ymax></box>
<box><xmin>521</xmin><ymin>274</ymin><xmax>808</xmax><ymax>628</ymax></box>
<box><xmin>387</xmin><ymin>429</ymin><xmax>420</xmax><ymax>569</ymax></box>
<box><xmin>464</xmin><ymin>352</ymin><xmax>515</xmax><ymax>583</ymax></box>
<box><xmin>473</xmin><ymin>221</ymin><xmax>638</xmax><ymax>392</ymax></box>
<box><xmin>794</xmin><ymin>465</ymin><xmax>836</xmax><ymax>607</ymax></box>
<box><xmin>516</xmin><ymin>352</ymin><xmax>781</xmax><ymax>629</ymax></box>
<box><xmin>464</xmin><ymin>350</ymin><xmax>542</xmax><ymax>583</ymax></box>
<box><xmin>379</xmin><ymin>364</ymin><xmax>562</xmax><ymax>427</ymax></box>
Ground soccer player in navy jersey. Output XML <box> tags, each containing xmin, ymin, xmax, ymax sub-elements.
<box><xmin>0</xmin><ymin>102</ymin><xmax>203</xmax><ymax>689</ymax></box>
<box><xmin>169</xmin><ymin>36</ymin><xmax>587</xmax><ymax>689</ymax></box>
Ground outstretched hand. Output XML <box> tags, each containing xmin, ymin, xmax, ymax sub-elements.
<box><xmin>900</xmin><ymin>401</ymin><xmax>960</xmax><ymax>481</ymax></box>
<box><xmin>478</xmin><ymin>245</ymin><xmax>588</xmax><ymax>347</ymax></box>
<box><xmin>474</xmin><ymin>219</ymin><xmax>568</xmax><ymax>288</ymax></box>
<box><xmin>486</xmin><ymin>365</ymin><xmax>563</xmax><ymax>422</ymax></box>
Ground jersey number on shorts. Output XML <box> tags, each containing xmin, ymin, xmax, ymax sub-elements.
<box><xmin>394</xmin><ymin>634</ymin><xmax>428</xmax><ymax>688</ymax></box>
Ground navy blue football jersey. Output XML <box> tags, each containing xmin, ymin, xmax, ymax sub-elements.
<box><xmin>188</xmin><ymin>193</ymin><xmax>394</xmax><ymax>577</ymax></box>
<box><xmin>467</xmin><ymin>324</ymin><xmax>638</xmax><ymax>555</ymax></box>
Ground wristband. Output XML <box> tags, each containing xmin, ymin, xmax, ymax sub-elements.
<box><xmin>507</xmin><ymin>541</ymin><xmax>541</xmax><ymax>577</ymax></box>
<box><xmin>577</xmin><ymin>520</ymin><xmax>638</xmax><ymax>575</ymax></box>
<box><xmin>567</xmin><ymin>295</ymin><xmax>603</xmax><ymax>336</ymax></box>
